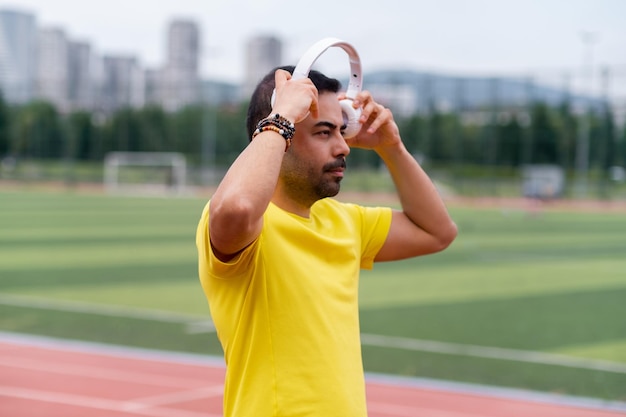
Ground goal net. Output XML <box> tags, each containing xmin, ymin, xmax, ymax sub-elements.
<box><xmin>521</xmin><ymin>164</ymin><xmax>565</xmax><ymax>199</ymax></box>
<box><xmin>104</xmin><ymin>152</ymin><xmax>187</xmax><ymax>195</ymax></box>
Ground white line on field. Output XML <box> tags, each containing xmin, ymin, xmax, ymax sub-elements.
<box><xmin>2</xmin><ymin>331</ymin><xmax>626</xmax><ymax>414</ymax></box>
<box><xmin>2</xmin><ymin>294</ymin><xmax>625</xmax><ymax>375</ymax></box>
<box><xmin>360</xmin><ymin>333</ymin><xmax>626</xmax><ymax>374</ymax></box>
<box><xmin>0</xmin><ymin>293</ymin><xmax>214</xmax><ymax>332</ymax></box>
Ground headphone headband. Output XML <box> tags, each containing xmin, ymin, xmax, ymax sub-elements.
<box><xmin>269</xmin><ymin>37</ymin><xmax>364</xmax><ymax>138</ymax></box>
<box><xmin>292</xmin><ymin>37</ymin><xmax>362</xmax><ymax>99</ymax></box>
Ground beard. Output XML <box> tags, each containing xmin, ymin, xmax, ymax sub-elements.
<box><xmin>281</xmin><ymin>156</ymin><xmax>346</xmax><ymax>205</ymax></box>
<box><xmin>316</xmin><ymin>158</ymin><xmax>346</xmax><ymax>197</ymax></box>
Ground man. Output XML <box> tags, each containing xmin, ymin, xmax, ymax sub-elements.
<box><xmin>196</xmin><ymin>66</ymin><xmax>457</xmax><ymax>416</ymax></box>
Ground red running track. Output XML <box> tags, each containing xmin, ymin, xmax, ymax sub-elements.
<box><xmin>1</xmin><ymin>335</ymin><xmax>624</xmax><ymax>417</ymax></box>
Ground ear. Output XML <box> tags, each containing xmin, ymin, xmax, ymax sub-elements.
<box><xmin>339</xmin><ymin>99</ymin><xmax>361</xmax><ymax>138</ymax></box>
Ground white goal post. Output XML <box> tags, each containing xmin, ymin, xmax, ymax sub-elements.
<box><xmin>104</xmin><ymin>152</ymin><xmax>187</xmax><ymax>195</ymax></box>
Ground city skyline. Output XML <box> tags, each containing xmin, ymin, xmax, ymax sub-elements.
<box><xmin>6</xmin><ymin>0</ymin><xmax>626</xmax><ymax>86</ymax></box>
<box><xmin>0</xmin><ymin>10</ymin><xmax>205</xmax><ymax>112</ymax></box>
<box><xmin>2</xmin><ymin>3</ymin><xmax>626</xmax><ymax>116</ymax></box>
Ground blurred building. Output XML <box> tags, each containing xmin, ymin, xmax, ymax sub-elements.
<box><xmin>36</xmin><ymin>27</ymin><xmax>69</xmax><ymax>111</ymax></box>
<box><xmin>0</xmin><ymin>9</ymin><xmax>38</xmax><ymax>104</ymax></box>
<box><xmin>159</xmin><ymin>19</ymin><xmax>200</xmax><ymax>111</ymax></box>
<box><xmin>201</xmin><ymin>80</ymin><xmax>240</xmax><ymax>108</ymax></box>
<box><xmin>1</xmin><ymin>8</ymin><xmax>261</xmax><ymax>112</ymax></box>
<box><xmin>0</xmin><ymin>7</ymin><xmax>146</xmax><ymax>115</ymax></box>
<box><xmin>100</xmin><ymin>55</ymin><xmax>145</xmax><ymax>114</ymax></box>
<box><xmin>143</xmin><ymin>67</ymin><xmax>163</xmax><ymax>105</ymax></box>
<box><xmin>68</xmin><ymin>40</ymin><xmax>98</xmax><ymax>111</ymax></box>
<box><xmin>3</xmin><ymin>7</ymin><xmax>617</xmax><ymax>120</ymax></box>
<box><xmin>37</xmin><ymin>28</ymin><xmax>107</xmax><ymax>114</ymax></box>
<box><xmin>244</xmin><ymin>35</ymin><xmax>282</xmax><ymax>97</ymax></box>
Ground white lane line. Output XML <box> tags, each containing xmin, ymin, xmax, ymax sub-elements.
<box><xmin>5</xmin><ymin>293</ymin><xmax>625</xmax><ymax>375</ymax></box>
<box><xmin>0</xmin><ymin>385</ymin><xmax>220</xmax><ymax>417</ymax></box>
<box><xmin>361</xmin><ymin>333</ymin><xmax>626</xmax><ymax>374</ymax></box>
<box><xmin>3</xmin><ymin>332</ymin><xmax>626</xmax><ymax>415</ymax></box>
<box><xmin>0</xmin><ymin>331</ymin><xmax>226</xmax><ymax>368</ymax></box>
<box><xmin>125</xmin><ymin>386</ymin><xmax>223</xmax><ymax>411</ymax></box>
<box><xmin>368</xmin><ymin>402</ymin><xmax>485</xmax><ymax>417</ymax></box>
<box><xmin>0</xmin><ymin>357</ymin><xmax>210</xmax><ymax>388</ymax></box>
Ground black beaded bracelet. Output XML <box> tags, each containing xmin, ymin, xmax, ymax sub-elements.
<box><xmin>252</xmin><ymin>114</ymin><xmax>295</xmax><ymax>151</ymax></box>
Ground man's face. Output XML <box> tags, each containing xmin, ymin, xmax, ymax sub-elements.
<box><xmin>279</xmin><ymin>92</ymin><xmax>352</xmax><ymax>204</ymax></box>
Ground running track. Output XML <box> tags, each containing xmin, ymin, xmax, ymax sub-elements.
<box><xmin>1</xmin><ymin>334</ymin><xmax>625</xmax><ymax>417</ymax></box>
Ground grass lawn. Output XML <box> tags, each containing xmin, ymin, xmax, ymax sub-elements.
<box><xmin>1</xmin><ymin>188</ymin><xmax>625</xmax><ymax>400</ymax></box>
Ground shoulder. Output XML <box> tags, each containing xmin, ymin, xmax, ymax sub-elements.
<box><xmin>313</xmin><ymin>198</ymin><xmax>392</xmax><ymax>228</ymax></box>
<box><xmin>312</xmin><ymin>198</ymin><xmax>359</xmax><ymax>218</ymax></box>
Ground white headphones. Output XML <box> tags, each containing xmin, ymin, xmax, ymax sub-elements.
<box><xmin>271</xmin><ymin>37</ymin><xmax>363</xmax><ymax>138</ymax></box>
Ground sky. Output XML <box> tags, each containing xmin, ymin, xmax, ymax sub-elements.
<box><xmin>4</xmin><ymin>0</ymin><xmax>626</xmax><ymax>94</ymax></box>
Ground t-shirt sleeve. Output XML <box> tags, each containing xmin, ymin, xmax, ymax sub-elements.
<box><xmin>357</xmin><ymin>205</ymin><xmax>392</xmax><ymax>270</ymax></box>
<box><xmin>195</xmin><ymin>201</ymin><xmax>258</xmax><ymax>283</ymax></box>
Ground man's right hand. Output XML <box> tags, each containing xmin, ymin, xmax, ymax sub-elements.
<box><xmin>271</xmin><ymin>69</ymin><xmax>319</xmax><ymax>123</ymax></box>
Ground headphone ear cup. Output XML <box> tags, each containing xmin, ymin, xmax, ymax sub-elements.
<box><xmin>339</xmin><ymin>99</ymin><xmax>361</xmax><ymax>139</ymax></box>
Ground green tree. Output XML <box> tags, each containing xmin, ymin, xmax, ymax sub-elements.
<box><xmin>12</xmin><ymin>101</ymin><xmax>64</xmax><ymax>159</ymax></box>
<box><xmin>67</xmin><ymin>112</ymin><xmax>97</xmax><ymax>160</ymax></box>
<box><xmin>497</xmin><ymin>115</ymin><xmax>523</xmax><ymax>167</ymax></box>
<box><xmin>555</xmin><ymin>102</ymin><xmax>578</xmax><ymax>171</ymax></box>
<box><xmin>214</xmin><ymin>104</ymin><xmax>249</xmax><ymax>166</ymax></box>
<box><xmin>460</xmin><ymin>121</ymin><xmax>484</xmax><ymax>166</ymax></box>
<box><xmin>429</xmin><ymin>111</ymin><xmax>458</xmax><ymax>163</ymax></box>
<box><xmin>171</xmin><ymin>105</ymin><xmax>202</xmax><ymax>159</ymax></box>
<box><xmin>596</xmin><ymin>108</ymin><xmax>616</xmax><ymax>172</ymax></box>
<box><xmin>0</xmin><ymin>92</ymin><xmax>10</xmax><ymax>157</ymax></box>
<box><xmin>137</xmin><ymin>105</ymin><xmax>170</xmax><ymax>152</ymax></box>
<box><xmin>615</xmin><ymin>122</ymin><xmax>626</xmax><ymax>168</ymax></box>
<box><xmin>398</xmin><ymin>114</ymin><xmax>431</xmax><ymax>167</ymax></box>
<box><xmin>529</xmin><ymin>103</ymin><xmax>558</xmax><ymax>164</ymax></box>
<box><xmin>102</xmin><ymin>108</ymin><xmax>142</xmax><ymax>154</ymax></box>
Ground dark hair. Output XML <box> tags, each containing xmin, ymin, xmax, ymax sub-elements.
<box><xmin>245</xmin><ymin>65</ymin><xmax>342</xmax><ymax>139</ymax></box>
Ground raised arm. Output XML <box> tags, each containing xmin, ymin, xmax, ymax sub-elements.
<box><xmin>208</xmin><ymin>70</ymin><xmax>317</xmax><ymax>261</ymax></box>
<box><xmin>375</xmin><ymin>140</ymin><xmax>458</xmax><ymax>261</ymax></box>
<box><xmin>344</xmin><ymin>92</ymin><xmax>458</xmax><ymax>261</ymax></box>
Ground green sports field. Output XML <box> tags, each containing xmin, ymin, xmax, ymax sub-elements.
<box><xmin>1</xmin><ymin>189</ymin><xmax>625</xmax><ymax>401</ymax></box>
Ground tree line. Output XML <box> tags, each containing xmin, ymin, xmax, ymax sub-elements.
<box><xmin>0</xmin><ymin>93</ymin><xmax>624</xmax><ymax>180</ymax></box>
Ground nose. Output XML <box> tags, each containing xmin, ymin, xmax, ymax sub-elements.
<box><xmin>333</xmin><ymin>132</ymin><xmax>350</xmax><ymax>157</ymax></box>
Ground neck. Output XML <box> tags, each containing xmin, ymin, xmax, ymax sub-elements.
<box><xmin>272</xmin><ymin>187</ymin><xmax>315</xmax><ymax>218</ymax></box>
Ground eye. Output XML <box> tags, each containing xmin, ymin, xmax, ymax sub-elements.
<box><xmin>315</xmin><ymin>129</ymin><xmax>331</xmax><ymax>137</ymax></box>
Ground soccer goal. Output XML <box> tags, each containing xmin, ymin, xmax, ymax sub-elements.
<box><xmin>104</xmin><ymin>152</ymin><xmax>187</xmax><ymax>195</ymax></box>
<box><xmin>521</xmin><ymin>164</ymin><xmax>565</xmax><ymax>199</ymax></box>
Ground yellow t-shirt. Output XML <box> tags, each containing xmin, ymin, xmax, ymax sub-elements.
<box><xmin>196</xmin><ymin>198</ymin><xmax>392</xmax><ymax>417</ymax></box>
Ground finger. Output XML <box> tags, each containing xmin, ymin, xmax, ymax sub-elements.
<box><xmin>352</xmin><ymin>91</ymin><xmax>372</xmax><ymax>108</ymax></box>
<box><xmin>274</xmin><ymin>69</ymin><xmax>291</xmax><ymax>90</ymax></box>
<box><xmin>359</xmin><ymin>99</ymin><xmax>381</xmax><ymax>124</ymax></box>
<box><xmin>293</xmin><ymin>77</ymin><xmax>319</xmax><ymax>120</ymax></box>
<box><xmin>308</xmin><ymin>83</ymin><xmax>319</xmax><ymax>119</ymax></box>
<box><xmin>365</xmin><ymin>105</ymin><xmax>391</xmax><ymax>134</ymax></box>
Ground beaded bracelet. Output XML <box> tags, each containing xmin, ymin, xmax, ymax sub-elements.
<box><xmin>252</xmin><ymin>114</ymin><xmax>295</xmax><ymax>151</ymax></box>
